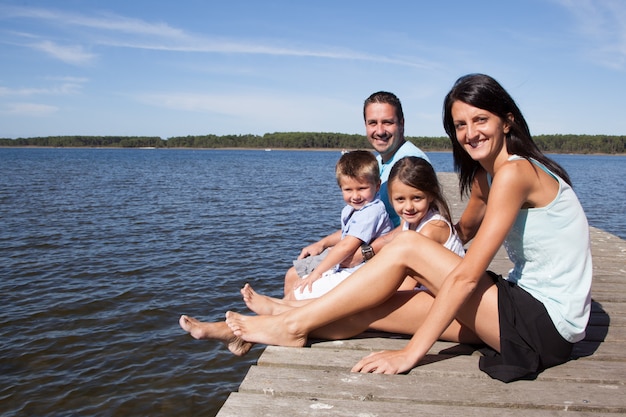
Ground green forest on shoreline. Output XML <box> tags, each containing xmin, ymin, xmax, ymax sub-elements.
<box><xmin>1</xmin><ymin>132</ymin><xmax>624</xmax><ymax>154</ymax></box>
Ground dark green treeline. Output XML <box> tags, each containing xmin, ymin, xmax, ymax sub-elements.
<box><xmin>0</xmin><ymin>133</ymin><xmax>624</xmax><ymax>154</ymax></box>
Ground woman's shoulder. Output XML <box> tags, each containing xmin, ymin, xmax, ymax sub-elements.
<box><xmin>493</xmin><ymin>157</ymin><xmax>537</xmax><ymax>186</ymax></box>
<box><xmin>490</xmin><ymin>157</ymin><xmax>545</xmax><ymax>209</ymax></box>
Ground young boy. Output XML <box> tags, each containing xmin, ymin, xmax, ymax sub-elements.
<box><xmin>286</xmin><ymin>150</ymin><xmax>393</xmax><ymax>300</ymax></box>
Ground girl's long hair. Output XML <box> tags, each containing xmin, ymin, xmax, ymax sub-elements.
<box><xmin>443</xmin><ymin>74</ymin><xmax>572</xmax><ymax>197</ymax></box>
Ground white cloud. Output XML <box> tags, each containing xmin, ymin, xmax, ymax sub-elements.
<box><xmin>29</xmin><ymin>40</ymin><xmax>96</xmax><ymax>65</ymax></box>
<box><xmin>0</xmin><ymin>79</ymin><xmax>86</xmax><ymax>96</ymax></box>
<box><xmin>1</xmin><ymin>5</ymin><xmax>436</xmax><ymax>69</ymax></box>
<box><xmin>1</xmin><ymin>102</ymin><xmax>58</xmax><ymax>116</ymax></box>
<box><xmin>130</xmin><ymin>91</ymin><xmax>359</xmax><ymax>134</ymax></box>
<box><xmin>1</xmin><ymin>6</ymin><xmax>186</xmax><ymax>38</ymax></box>
<box><xmin>133</xmin><ymin>91</ymin><xmax>334</xmax><ymax>117</ymax></box>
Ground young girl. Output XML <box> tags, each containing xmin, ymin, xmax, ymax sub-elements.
<box><xmin>387</xmin><ymin>156</ymin><xmax>465</xmax><ymax>291</ymax></box>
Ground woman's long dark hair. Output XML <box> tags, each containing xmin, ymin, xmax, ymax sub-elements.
<box><xmin>443</xmin><ymin>74</ymin><xmax>571</xmax><ymax>197</ymax></box>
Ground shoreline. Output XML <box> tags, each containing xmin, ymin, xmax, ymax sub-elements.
<box><xmin>1</xmin><ymin>146</ymin><xmax>624</xmax><ymax>156</ymax></box>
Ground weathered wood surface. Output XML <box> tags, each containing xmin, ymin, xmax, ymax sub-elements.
<box><xmin>216</xmin><ymin>173</ymin><xmax>626</xmax><ymax>416</ymax></box>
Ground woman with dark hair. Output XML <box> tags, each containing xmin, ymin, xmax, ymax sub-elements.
<box><xmin>182</xmin><ymin>74</ymin><xmax>592</xmax><ymax>382</ymax></box>
<box><xmin>443</xmin><ymin>73</ymin><xmax>571</xmax><ymax>197</ymax></box>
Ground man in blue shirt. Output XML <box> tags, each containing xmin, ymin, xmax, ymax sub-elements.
<box><xmin>363</xmin><ymin>91</ymin><xmax>430</xmax><ymax>227</ymax></box>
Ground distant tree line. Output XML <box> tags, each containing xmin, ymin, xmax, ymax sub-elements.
<box><xmin>0</xmin><ymin>133</ymin><xmax>624</xmax><ymax>154</ymax></box>
<box><xmin>0</xmin><ymin>135</ymin><xmax>164</xmax><ymax>148</ymax></box>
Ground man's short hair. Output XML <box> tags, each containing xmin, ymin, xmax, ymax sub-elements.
<box><xmin>363</xmin><ymin>91</ymin><xmax>404</xmax><ymax>123</ymax></box>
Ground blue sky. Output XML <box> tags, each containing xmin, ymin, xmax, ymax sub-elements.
<box><xmin>1</xmin><ymin>0</ymin><xmax>625</xmax><ymax>139</ymax></box>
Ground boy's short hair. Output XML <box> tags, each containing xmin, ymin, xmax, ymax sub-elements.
<box><xmin>335</xmin><ymin>150</ymin><xmax>380</xmax><ymax>187</ymax></box>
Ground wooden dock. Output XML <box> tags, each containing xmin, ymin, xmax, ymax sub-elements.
<box><xmin>216</xmin><ymin>173</ymin><xmax>626</xmax><ymax>416</ymax></box>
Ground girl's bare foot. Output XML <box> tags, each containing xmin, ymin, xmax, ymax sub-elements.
<box><xmin>179</xmin><ymin>314</ymin><xmax>253</xmax><ymax>356</ymax></box>
<box><xmin>225</xmin><ymin>311</ymin><xmax>307</xmax><ymax>348</ymax></box>
<box><xmin>241</xmin><ymin>283</ymin><xmax>300</xmax><ymax>315</ymax></box>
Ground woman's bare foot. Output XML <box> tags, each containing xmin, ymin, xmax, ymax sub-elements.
<box><xmin>179</xmin><ymin>314</ymin><xmax>253</xmax><ymax>356</ymax></box>
<box><xmin>241</xmin><ymin>283</ymin><xmax>301</xmax><ymax>315</ymax></box>
<box><xmin>225</xmin><ymin>311</ymin><xmax>307</xmax><ymax>348</ymax></box>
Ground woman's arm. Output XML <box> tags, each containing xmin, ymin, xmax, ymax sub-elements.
<box><xmin>352</xmin><ymin>162</ymin><xmax>535</xmax><ymax>374</ymax></box>
<box><xmin>454</xmin><ymin>171</ymin><xmax>489</xmax><ymax>244</ymax></box>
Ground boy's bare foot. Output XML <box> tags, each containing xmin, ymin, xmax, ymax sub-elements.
<box><xmin>179</xmin><ymin>314</ymin><xmax>253</xmax><ymax>356</ymax></box>
<box><xmin>241</xmin><ymin>283</ymin><xmax>300</xmax><ymax>315</ymax></box>
<box><xmin>225</xmin><ymin>311</ymin><xmax>307</xmax><ymax>348</ymax></box>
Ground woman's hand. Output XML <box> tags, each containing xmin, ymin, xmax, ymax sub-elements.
<box><xmin>351</xmin><ymin>348</ymin><xmax>419</xmax><ymax>374</ymax></box>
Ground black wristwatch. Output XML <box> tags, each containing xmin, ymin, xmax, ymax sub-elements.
<box><xmin>361</xmin><ymin>244</ymin><xmax>375</xmax><ymax>261</ymax></box>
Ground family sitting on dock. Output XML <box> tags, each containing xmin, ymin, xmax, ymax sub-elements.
<box><xmin>179</xmin><ymin>74</ymin><xmax>592</xmax><ymax>383</ymax></box>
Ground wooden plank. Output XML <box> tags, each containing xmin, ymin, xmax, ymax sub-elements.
<box><xmin>311</xmin><ymin>338</ymin><xmax>476</xmax><ymax>354</ymax></box>
<box><xmin>216</xmin><ymin>392</ymin><xmax>618</xmax><ymax>417</ymax></box>
<box><xmin>257</xmin><ymin>345</ymin><xmax>625</xmax><ymax>384</ymax></box>
<box><xmin>573</xmin><ymin>341</ymin><xmax>626</xmax><ymax>361</ymax></box>
<box><xmin>590</xmin><ymin>290</ymin><xmax>626</xmax><ymax>303</ymax></box>
<box><xmin>593</xmin><ymin>302</ymin><xmax>626</xmax><ymax>320</ymax></box>
<box><xmin>311</xmin><ymin>336</ymin><xmax>626</xmax><ymax>363</ymax></box>
<box><xmin>235</xmin><ymin>366</ymin><xmax>626</xmax><ymax>413</ymax></box>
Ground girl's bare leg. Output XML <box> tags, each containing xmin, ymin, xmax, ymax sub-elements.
<box><xmin>179</xmin><ymin>315</ymin><xmax>254</xmax><ymax>356</ymax></box>
<box><xmin>226</xmin><ymin>233</ymin><xmax>474</xmax><ymax>347</ymax></box>
<box><xmin>242</xmin><ymin>283</ymin><xmax>309</xmax><ymax>315</ymax></box>
<box><xmin>310</xmin><ymin>290</ymin><xmax>481</xmax><ymax>345</ymax></box>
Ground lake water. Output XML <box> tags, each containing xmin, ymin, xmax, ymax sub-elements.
<box><xmin>0</xmin><ymin>148</ymin><xmax>624</xmax><ymax>416</ymax></box>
